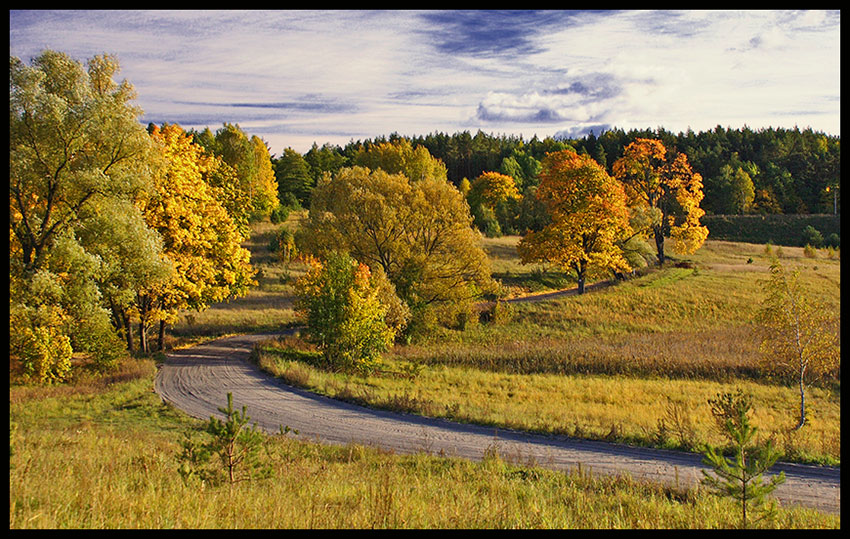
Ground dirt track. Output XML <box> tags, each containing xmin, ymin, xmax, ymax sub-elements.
<box><xmin>154</xmin><ymin>330</ymin><xmax>840</xmax><ymax>515</ymax></box>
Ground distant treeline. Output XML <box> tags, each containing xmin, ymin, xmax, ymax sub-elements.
<box><xmin>701</xmin><ymin>214</ymin><xmax>840</xmax><ymax>247</ymax></box>
<box><xmin>276</xmin><ymin>126</ymin><xmax>840</xmax><ymax>217</ymax></box>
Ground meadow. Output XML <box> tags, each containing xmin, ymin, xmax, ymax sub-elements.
<box><xmin>10</xmin><ymin>213</ymin><xmax>840</xmax><ymax>528</ymax></box>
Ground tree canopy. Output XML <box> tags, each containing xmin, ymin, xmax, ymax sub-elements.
<box><xmin>299</xmin><ymin>165</ymin><xmax>493</xmax><ymax>333</ymax></box>
<box><xmin>517</xmin><ymin>150</ymin><xmax>632</xmax><ymax>293</ymax></box>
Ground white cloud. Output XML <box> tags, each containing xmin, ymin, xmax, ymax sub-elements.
<box><xmin>10</xmin><ymin>10</ymin><xmax>839</xmax><ymax>154</ymax></box>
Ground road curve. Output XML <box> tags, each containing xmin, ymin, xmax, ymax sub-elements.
<box><xmin>154</xmin><ymin>331</ymin><xmax>840</xmax><ymax>515</ymax></box>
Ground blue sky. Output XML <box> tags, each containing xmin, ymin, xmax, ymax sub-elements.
<box><xmin>10</xmin><ymin>10</ymin><xmax>841</xmax><ymax>155</ymax></box>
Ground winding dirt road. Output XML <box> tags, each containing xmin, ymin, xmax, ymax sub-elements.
<box><xmin>154</xmin><ymin>330</ymin><xmax>840</xmax><ymax>515</ymax></box>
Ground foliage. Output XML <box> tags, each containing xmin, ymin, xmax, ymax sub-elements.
<box><xmin>801</xmin><ymin>225</ymin><xmax>824</xmax><ymax>248</ymax></box>
<box><xmin>701</xmin><ymin>390</ymin><xmax>786</xmax><ymax>528</ymax></box>
<box><xmin>754</xmin><ymin>260</ymin><xmax>840</xmax><ymax>430</ymax></box>
<box><xmin>135</xmin><ymin>124</ymin><xmax>256</xmax><ymax>352</ymax></box>
<box><xmin>612</xmin><ymin>138</ymin><xmax>708</xmax><ymax>264</ymax></box>
<box><xmin>300</xmin><ymin>166</ymin><xmax>494</xmax><ymax>332</ymax></box>
<box><xmin>701</xmin><ymin>214</ymin><xmax>840</xmax><ymax>247</ymax></box>
<box><xmin>177</xmin><ymin>392</ymin><xmax>272</xmax><ymax>485</ymax></box>
<box><xmin>294</xmin><ymin>253</ymin><xmax>398</xmax><ymax>373</ymax></box>
<box><xmin>274</xmin><ymin>147</ymin><xmax>315</xmax><ymax>206</ymax></box>
<box><xmin>518</xmin><ymin>150</ymin><xmax>632</xmax><ymax>293</ymax></box>
<box><xmin>192</xmin><ymin>123</ymin><xmax>279</xmax><ymax>221</ymax></box>
<box><xmin>10</xmin><ymin>50</ymin><xmax>161</xmax><ymax>374</ymax></box>
<box><xmin>269</xmin><ymin>227</ymin><xmax>297</xmax><ymax>262</ymax></box>
<box><xmin>353</xmin><ymin>138</ymin><xmax>448</xmax><ymax>183</ymax></box>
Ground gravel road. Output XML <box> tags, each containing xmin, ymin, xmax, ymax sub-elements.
<box><xmin>154</xmin><ymin>331</ymin><xmax>840</xmax><ymax>515</ymax></box>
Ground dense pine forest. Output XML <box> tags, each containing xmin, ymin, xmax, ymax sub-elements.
<box><xmin>274</xmin><ymin>126</ymin><xmax>840</xmax><ymax>219</ymax></box>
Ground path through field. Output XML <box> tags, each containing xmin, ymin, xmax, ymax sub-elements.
<box><xmin>154</xmin><ymin>330</ymin><xmax>840</xmax><ymax>515</ymax></box>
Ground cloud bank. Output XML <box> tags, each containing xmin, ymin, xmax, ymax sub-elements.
<box><xmin>10</xmin><ymin>10</ymin><xmax>840</xmax><ymax>154</ymax></box>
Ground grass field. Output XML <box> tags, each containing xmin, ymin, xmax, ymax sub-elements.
<box><xmin>10</xmin><ymin>214</ymin><xmax>840</xmax><ymax>528</ymax></box>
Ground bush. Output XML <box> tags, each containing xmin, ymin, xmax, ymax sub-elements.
<box><xmin>269</xmin><ymin>204</ymin><xmax>290</xmax><ymax>224</ymax></box>
<box><xmin>801</xmin><ymin>225</ymin><xmax>823</xmax><ymax>248</ymax></box>
<box><xmin>824</xmin><ymin>232</ymin><xmax>840</xmax><ymax>249</ymax></box>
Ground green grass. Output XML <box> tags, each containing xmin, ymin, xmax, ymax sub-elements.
<box><xmin>9</xmin><ymin>368</ymin><xmax>839</xmax><ymax>528</ymax></box>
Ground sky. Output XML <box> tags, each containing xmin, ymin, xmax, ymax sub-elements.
<box><xmin>9</xmin><ymin>9</ymin><xmax>841</xmax><ymax>156</ymax></box>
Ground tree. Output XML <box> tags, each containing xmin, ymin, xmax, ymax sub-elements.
<box><xmin>197</xmin><ymin>123</ymin><xmax>279</xmax><ymax>222</ymax></box>
<box><xmin>10</xmin><ymin>50</ymin><xmax>163</xmax><ymax>377</ymax></box>
<box><xmin>467</xmin><ymin>171</ymin><xmax>521</xmax><ymax>210</ymax></box>
<box><xmin>135</xmin><ymin>124</ymin><xmax>255</xmax><ymax>352</ymax></box>
<box><xmin>10</xmin><ymin>50</ymin><xmax>157</xmax><ymax>275</ymax></box>
<box><xmin>294</xmin><ymin>253</ymin><xmax>397</xmax><ymax>373</ymax></box>
<box><xmin>701</xmin><ymin>390</ymin><xmax>786</xmax><ymax>529</ymax></box>
<box><xmin>299</xmin><ymin>166</ymin><xmax>493</xmax><ymax>332</ymax></box>
<box><xmin>353</xmin><ymin>138</ymin><xmax>448</xmax><ymax>183</ymax></box>
<box><xmin>517</xmin><ymin>150</ymin><xmax>632</xmax><ymax>294</ymax></box>
<box><xmin>178</xmin><ymin>392</ymin><xmax>272</xmax><ymax>486</ymax></box>
<box><xmin>274</xmin><ymin>147</ymin><xmax>314</xmax><ymax>207</ymax></box>
<box><xmin>755</xmin><ymin>260</ymin><xmax>840</xmax><ymax>430</ymax></box>
<box><xmin>612</xmin><ymin>138</ymin><xmax>708</xmax><ymax>264</ymax></box>
<box><xmin>467</xmin><ymin>171</ymin><xmax>522</xmax><ymax>237</ymax></box>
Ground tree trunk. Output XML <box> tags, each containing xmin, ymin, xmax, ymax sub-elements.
<box><xmin>123</xmin><ymin>311</ymin><xmax>134</xmax><ymax>353</ymax></box>
<box><xmin>655</xmin><ymin>228</ymin><xmax>666</xmax><ymax>266</ymax></box>
<box><xmin>139</xmin><ymin>320</ymin><xmax>148</xmax><ymax>355</ymax></box>
<box><xmin>795</xmin><ymin>378</ymin><xmax>806</xmax><ymax>430</ymax></box>
<box><xmin>158</xmin><ymin>319</ymin><xmax>167</xmax><ymax>352</ymax></box>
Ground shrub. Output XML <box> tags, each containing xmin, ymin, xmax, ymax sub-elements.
<box><xmin>177</xmin><ymin>392</ymin><xmax>273</xmax><ymax>486</ymax></box>
<box><xmin>824</xmin><ymin>232</ymin><xmax>840</xmax><ymax>249</ymax></box>
<box><xmin>803</xmin><ymin>244</ymin><xmax>817</xmax><ymax>258</ymax></box>
<box><xmin>801</xmin><ymin>225</ymin><xmax>823</xmax><ymax>248</ymax></box>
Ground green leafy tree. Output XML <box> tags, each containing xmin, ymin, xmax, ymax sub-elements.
<box><xmin>701</xmin><ymin>390</ymin><xmax>786</xmax><ymax>528</ymax></box>
<box><xmin>294</xmin><ymin>253</ymin><xmax>397</xmax><ymax>373</ymax></box>
<box><xmin>10</xmin><ymin>50</ymin><xmax>163</xmax><ymax>377</ymax></box>
<box><xmin>274</xmin><ymin>147</ymin><xmax>314</xmax><ymax>207</ymax></box>
<box><xmin>300</xmin><ymin>166</ymin><xmax>493</xmax><ymax>332</ymax></box>
<box><xmin>755</xmin><ymin>260</ymin><xmax>840</xmax><ymax>430</ymax></box>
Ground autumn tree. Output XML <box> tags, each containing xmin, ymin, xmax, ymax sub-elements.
<box><xmin>193</xmin><ymin>123</ymin><xmax>279</xmax><ymax>222</ymax></box>
<box><xmin>612</xmin><ymin>138</ymin><xmax>708</xmax><ymax>265</ymax></box>
<box><xmin>299</xmin><ymin>166</ymin><xmax>493</xmax><ymax>333</ymax></box>
<box><xmin>294</xmin><ymin>253</ymin><xmax>397</xmax><ymax>373</ymax></box>
<box><xmin>353</xmin><ymin>138</ymin><xmax>448</xmax><ymax>183</ymax></box>
<box><xmin>10</xmin><ymin>50</ymin><xmax>163</xmax><ymax>378</ymax></box>
<box><xmin>517</xmin><ymin>149</ymin><xmax>632</xmax><ymax>294</ymax></box>
<box><xmin>135</xmin><ymin>124</ymin><xmax>256</xmax><ymax>352</ymax></box>
<box><xmin>755</xmin><ymin>260</ymin><xmax>840</xmax><ymax>430</ymax></box>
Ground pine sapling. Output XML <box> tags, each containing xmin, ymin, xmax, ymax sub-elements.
<box><xmin>701</xmin><ymin>390</ymin><xmax>786</xmax><ymax>528</ymax></box>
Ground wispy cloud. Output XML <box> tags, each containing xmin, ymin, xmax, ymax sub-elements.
<box><xmin>10</xmin><ymin>10</ymin><xmax>839</xmax><ymax>154</ymax></box>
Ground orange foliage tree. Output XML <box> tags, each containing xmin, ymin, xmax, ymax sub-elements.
<box><xmin>612</xmin><ymin>138</ymin><xmax>708</xmax><ymax>265</ymax></box>
<box><xmin>517</xmin><ymin>150</ymin><xmax>632</xmax><ymax>294</ymax></box>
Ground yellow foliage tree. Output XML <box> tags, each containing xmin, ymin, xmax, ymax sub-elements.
<box><xmin>300</xmin><ymin>166</ymin><xmax>493</xmax><ymax>332</ymax></box>
<box><xmin>612</xmin><ymin>138</ymin><xmax>708</xmax><ymax>264</ymax></box>
<box><xmin>135</xmin><ymin>124</ymin><xmax>256</xmax><ymax>352</ymax></box>
<box><xmin>755</xmin><ymin>260</ymin><xmax>840</xmax><ymax>430</ymax></box>
<box><xmin>518</xmin><ymin>150</ymin><xmax>632</xmax><ymax>294</ymax></box>
<box><xmin>467</xmin><ymin>171</ymin><xmax>521</xmax><ymax>210</ymax></box>
<box><xmin>353</xmin><ymin>138</ymin><xmax>448</xmax><ymax>182</ymax></box>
